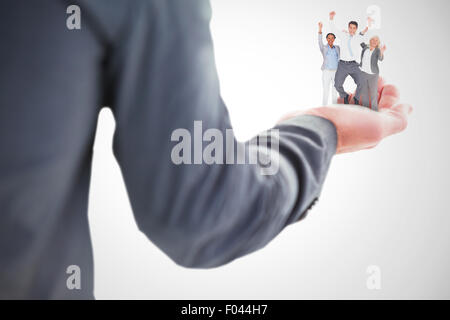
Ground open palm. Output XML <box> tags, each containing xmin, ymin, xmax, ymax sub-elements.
<box><xmin>279</xmin><ymin>78</ymin><xmax>413</xmax><ymax>154</ymax></box>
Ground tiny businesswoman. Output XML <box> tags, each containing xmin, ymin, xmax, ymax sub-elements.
<box><xmin>358</xmin><ymin>36</ymin><xmax>386</xmax><ymax>111</ymax></box>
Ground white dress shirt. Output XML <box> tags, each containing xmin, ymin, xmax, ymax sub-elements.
<box><xmin>360</xmin><ymin>48</ymin><xmax>374</xmax><ymax>74</ymax></box>
<box><xmin>329</xmin><ymin>20</ymin><xmax>367</xmax><ymax>63</ymax></box>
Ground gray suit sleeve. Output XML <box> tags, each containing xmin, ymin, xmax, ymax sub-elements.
<box><xmin>108</xmin><ymin>0</ymin><xmax>337</xmax><ymax>268</ymax></box>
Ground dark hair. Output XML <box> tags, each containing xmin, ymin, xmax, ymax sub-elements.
<box><xmin>348</xmin><ymin>21</ymin><xmax>358</xmax><ymax>28</ymax></box>
<box><xmin>326</xmin><ymin>33</ymin><xmax>336</xmax><ymax>39</ymax></box>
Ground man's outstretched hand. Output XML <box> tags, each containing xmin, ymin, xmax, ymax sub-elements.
<box><xmin>278</xmin><ymin>78</ymin><xmax>413</xmax><ymax>154</ymax></box>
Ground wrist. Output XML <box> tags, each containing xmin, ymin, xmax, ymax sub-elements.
<box><xmin>277</xmin><ymin>114</ymin><xmax>338</xmax><ymax>156</ymax></box>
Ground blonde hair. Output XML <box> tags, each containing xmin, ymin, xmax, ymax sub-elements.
<box><xmin>369</xmin><ymin>36</ymin><xmax>381</xmax><ymax>48</ymax></box>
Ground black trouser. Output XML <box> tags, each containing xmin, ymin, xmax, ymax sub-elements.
<box><xmin>334</xmin><ymin>60</ymin><xmax>363</xmax><ymax>100</ymax></box>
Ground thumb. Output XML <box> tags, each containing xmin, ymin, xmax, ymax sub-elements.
<box><xmin>380</xmin><ymin>103</ymin><xmax>413</xmax><ymax>137</ymax></box>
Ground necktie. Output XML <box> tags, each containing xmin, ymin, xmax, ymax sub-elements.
<box><xmin>348</xmin><ymin>36</ymin><xmax>354</xmax><ymax>58</ymax></box>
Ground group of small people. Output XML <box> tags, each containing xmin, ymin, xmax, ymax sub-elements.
<box><xmin>318</xmin><ymin>11</ymin><xmax>386</xmax><ymax>111</ymax></box>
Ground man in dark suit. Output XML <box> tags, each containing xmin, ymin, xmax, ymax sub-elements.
<box><xmin>0</xmin><ymin>0</ymin><xmax>411</xmax><ymax>299</ymax></box>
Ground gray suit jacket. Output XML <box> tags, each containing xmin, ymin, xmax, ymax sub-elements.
<box><xmin>360</xmin><ymin>43</ymin><xmax>384</xmax><ymax>74</ymax></box>
<box><xmin>0</xmin><ymin>0</ymin><xmax>337</xmax><ymax>299</ymax></box>
<box><xmin>319</xmin><ymin>33</ymin><xmax>340</xmax><ymax>70</ymax></box>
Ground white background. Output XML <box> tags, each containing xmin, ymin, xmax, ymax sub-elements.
<box><xmin>89</xmin><ymin>0</ymin><xmax>450</xmax><ymax>299</ymax></box>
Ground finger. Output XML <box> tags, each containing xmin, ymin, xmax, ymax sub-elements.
<box><xmin>379</xmin><ymin>103</ymin><xmax>413</xmax><ymax>137</ymax></box>
<box><xmin>386</xmin><ymin>103</ymin><xmax>413</xmax><ymax>117</ymax></box>
<box><xmin>377</xmin><ymin>77</ymin><xmax>386</xmax><ymax>96</ymax></box>
<box><xmin>353</xmin><ymin>94</ymin><xmax>363</xmax><ymax>106</ymax></box>
<box><xmin>342</xmin><ymin>142</ymin><xmax>380</xmax><ymax>154</ymax></box>
<box><xmin>378</xmin><ymin>84</ymin><xmax>400</xmax><ymax>110</ymax></box>
<box><xmin>337</xmin><ymin>142</ymin><xmax>379</xmax><ymax>154</ymax></box>
<box><xmin>349</xmin><ymin>93</ymin><xmax>363</xmax><ymax>106</ymax></box>
<box><xmin>337</xmin><ymin>93</ymin><xmax>358</xmax><ymax>105</ymax></box>
<box><xmin>348</xmin><ymin>93</ymin><xmax>354</xmax><ymax>103</ymax></box>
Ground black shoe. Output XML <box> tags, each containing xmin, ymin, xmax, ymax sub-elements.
<box><xmin>343</xmin><ymin>95</ymin><xmax>350</xmax><ymax>104</ymax></box>
<box><xmin>354</xmin><ymin>97</ymin><xmax>360</xmax><ymax>105</ymax></box>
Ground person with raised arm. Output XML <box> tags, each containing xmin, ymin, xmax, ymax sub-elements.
<box><xmin>358</xmin><ymin>36</ymin><xmax>386</xmax><ymax>111</ymax></box>
<box><xmin>329</xmin><ymin>11</ymin><xmax>369</xmax><ymax>105</ymax></box>
<box><xmin>318</xmin><ymin>22</ymin><xmax>340</xmax><ymax>105</ymax></box>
